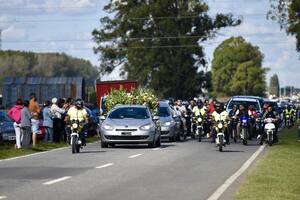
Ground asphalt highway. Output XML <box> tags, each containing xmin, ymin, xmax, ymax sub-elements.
<box><xmin>0</xmin><ymin>138</ymin><xmax>262</xmax><ymax>200</ymax></box>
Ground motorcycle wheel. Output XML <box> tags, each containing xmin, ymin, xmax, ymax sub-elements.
<box><xmin>198</xmin><ymin>129</ymin><xmax>202</xmax><ymax>142</ymax></box>
<box><xmin>268</xmin><ymin>135</ymin><xmax>273</xmax><ymax>146</ymax></box>
<box><xmin>76</xmin><ymin>144</ymin><xmax>80</xmax><ymax>153</ymax></box>
<box><xmin>219</xmin><ymin>136</ymin><xmax>223</xmax><ymax>152</ymax></box>
<box><xmin>71</xmin><ymin>137</ymin><xmax>77</xmax><ymax>154</ymax></box>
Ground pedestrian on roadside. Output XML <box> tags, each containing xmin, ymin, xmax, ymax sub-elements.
<box><xmin>64</xmin><ymin>97</ymin><xmax>74</xmax><ymax>144</ymax></box>
<box><xmin>29</xmin><ymin>93</ymin><xmax>40</xmax><ymax>147</ymax></box>
<box><xmin>7</xmin><ymin>99</ymin><xmax>24</xmax><ymax>149</ymax></box>
<box><xmin>43</xmin><ymin>100</ymin><xmax>53</xmax><ymax>143</ymax></box>
<box><xmin>20</xmin><ymin>100</ymin><xmax>32</xmax><ymax>148</ymax></box>
<box><xmin>51</xmin><ymin>98</ymin><xmax>65</xmax><ymax>142</ymax></box>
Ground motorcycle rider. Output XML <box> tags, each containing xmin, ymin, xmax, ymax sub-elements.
<box><xmin>229</xmin><ymin>105</ymin><xmax>238</xmax><ymax>141</ymax></box>
<box><xmin>236</xmin><ymin>104</ymin><xmax>249</xmax><ymax>140</ymax></box>
<box><xmin>248</xmin><ymin>105</ymin><xmax>258</xmax><ymax>140</ymax></box>
<box><xmin>67</xmin><ymin>99</ymin><xmax>89</xmax><ymax>146</ymax></box>
<box><xmin>211</xmin><ymin>103</ymin><xmax>230</xmax><ymax>144</ymax></box>
<box><xmin>192</xmin><ymin>100</ymin><xmax>203</xmax><ymax>134</ymax></box>
<box><xmin>283</xmin><ymin>105</ymin><xmax>294</xmax><ymax>126</ymax></box>
<box><xmin>260</xmin><ymin>105</ymin><xmax>279</xmax><ymax>145</ymax></box>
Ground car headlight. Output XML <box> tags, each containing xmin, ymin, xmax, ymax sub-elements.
<box><xmin>217</xmin><ymin>123</ymin><xmax>223</xmax><ymax>129</ymax></box>
<box><xmin>72</xmin><ymin>123</ymin><xmax>78</xmax><ymax>129</ymax></box>
<box><xmin>198</xmin><ymin>118</ymin><xmax>202</xmax><ymax>123</ymax></box>
<box><xmin>102</xmin><ymin>124</ymin><xmax>114</xmax><ymax>130</ymax></box>
<box><xmin>140</xmin><ymin>124</ymin><xmax>152</xmax><ymax>130</ymax></box>
<box><xmin>162</xmin><ymin>121</ymin><xmax>172</xmax><ymax>127</ymax></box>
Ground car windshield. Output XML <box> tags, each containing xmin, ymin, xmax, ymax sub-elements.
<box><xmin>108</xmin><ymin>107</ymin><xmax>150</xmax><ymax>119</ymax></box>
<box><xmin>228</xmin><ymin>100</ymin><xmax>260</xmax><ymax>111</ymax></box>
<box><xmin>158</xmin><ymin>106</ymin><xmax>171</xmax><ymax>117</ymax></box>
<box><xmin>0</xmin><ymin>112</ymin><xmax>12</xmax><ymax>122</ymax></box>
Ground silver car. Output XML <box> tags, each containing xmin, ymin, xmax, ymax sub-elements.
<box><xmin>100</xmin><ymin>105</ymin><xmax>161</xmax><ymax>148</ymax></box>
<box><xmin>158</xmin><ymin>101</ymin><xmax>179</xmax><ymax>142</ymax></box>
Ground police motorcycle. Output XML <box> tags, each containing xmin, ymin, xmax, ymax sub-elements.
<box><xmin>263</xmin><ymin>118</ymin><xmax>276</xmax><ymax>146</ymax></box>
<box><xmin>192</xmin><ymin>115</ymin><xmax>204</xmax><ymax>142</ymax></box>
<box><xmin>240</xmin><ymin>115</ymin><xmax>250</xmax><ymax>145</ymax></box>
<box><xmin>214</xmin><ymin>120</ymin><xmax>227</xmax><ymax>152</ymax></box>
<box><xmin>70</xmin><ymin>120</ymin><xmax>85</xmax><ymax>154</ymax></box>
<box><xmin>285</xmin><ymin>113</ymin><xmax>292</xmax><ymax>128</ymax></box>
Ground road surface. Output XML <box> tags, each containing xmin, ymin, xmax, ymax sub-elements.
<box><xmin>0</xmin><ymin>139</ymin><xmax>262</xmax><ymax>200</ymax></box>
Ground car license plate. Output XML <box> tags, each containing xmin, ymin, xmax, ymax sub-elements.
<box><xmin>8</xmin><ymin>136</ymin><xmax>16</xmax><ymax>141</ymax></box>
<box><xmin>121</xmin><ymin>132</ymin><xmax>132</xmax><ymax>136</ymax></box>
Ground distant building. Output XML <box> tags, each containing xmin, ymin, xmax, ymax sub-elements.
<box><xmin>2</xmin><ymin>77</ymin><xmax>85</xmax><ymax>108</ymax></box>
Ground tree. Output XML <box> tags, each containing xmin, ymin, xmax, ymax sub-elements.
<box><xmin>269</xmin><ymin>74</ymin><xmax>280</xmax><ymax>97</ymax></box>
<box><xmin>211</xmin><ymin>37</ymin><xmax>267</xmax><ymax>97</ymax></box>
<box><xmin>268</xmin><ymin>0</ymin><xmax>300</xmax><ymax>52</ymax></box>
<box><xmin>92</xmin><ymin>0</ymin><xmax>240</xmax><ymax>99</ymax></box>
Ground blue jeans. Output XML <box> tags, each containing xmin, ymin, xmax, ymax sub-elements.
<box><xmin>44</xmin><ymin>127</ymin><xmax>53</xmax><ymax>143</ymax></box>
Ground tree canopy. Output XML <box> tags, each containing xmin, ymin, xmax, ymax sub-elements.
<box><xmin>92</xmin><ymin>0</ymin><xmax>240</xmax><ymax>99</ymax></box>
<box><xmin>0</xmin><ymin>50</ymin><xmax>99</xmax><ymax>87</ymax></box>
<box><xmin>269</xmin><ymin>74</ymin><xmax>280</xmax><ymax>97</ymax></box>
<box><xmin>268</xmin><ymin>0</ymin><xmax>300</xmax><ymax>52</ymax></box>
<box><xmin>211</xmin><ymin>37</ymin><xmax>267</xmax><ymax>97</ymax></box>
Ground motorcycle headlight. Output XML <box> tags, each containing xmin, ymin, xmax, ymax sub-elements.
<box><xmin>242</xmin><ymin>119</ymin><xmax>247</xmax><ymax>123</ymax></box>
<box><xmin>217</xmin><ymin>123</ymin><xmax>223</xmax><ymax>129</ymax></box>
<box><xmin>72</xmin><ymin>123</ymin><xmax>78</xmax><ymax>129</ymax></box>
<box><xmin>140</xmin><ymin>124</ymin><xmax>152</xmax><ymax>130</ymax></box>
<box><xmin>162</xmin><ymin>121</ymin><xmax>172</xmax><ymax>127</ymax></box>
<box><xmin>102</xmin><ymin>124</ymin><xmax>113</xmax><ymax>130</ymax></box>
<box><xmin>198</xmin><ymin>118</ymin><xmax>202</xmax><ymax>123</ymax></box>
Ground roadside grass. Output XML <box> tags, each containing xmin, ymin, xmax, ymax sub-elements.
<box><xmin>0</xmin><ymin>136</ymin><xmax>100</xmax><ymax>160</ymax></box>
<box><xmin>235</xmin><ymin>122</ymin><xmax>300</xmax><ymax>200</ymax></box>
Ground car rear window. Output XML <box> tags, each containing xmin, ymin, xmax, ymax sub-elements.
<box><xmin>108</xmin><ymin>107</ymin><xmax>150</xmax><ymax>119</ymax></box>
<box><xmin>158</xmin><ymin>106</ymin><xmax>171</xmax><ymax>117</ymax></box>
<box><xmin>228</xmin><ymin>100</ymin><xmax>260</xmax><ymax>111</ymax></box>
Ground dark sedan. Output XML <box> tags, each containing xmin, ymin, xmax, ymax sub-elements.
<box><xmin>0</xmin><ymin>111</ymin><xmax>15</xmax><ymax>142</ymax></box>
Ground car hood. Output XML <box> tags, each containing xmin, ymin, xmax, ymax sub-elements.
<box><xmin>159</xmin><ymin>116</ymin><xmax>172</xmax><ymax>123</ymax></box>
<box><xmin>0</xmin><ymin>121</ymin><xmax>14</xmax><ymax>132</ymax></box>
<box><xmin>105</xmin><ymin>118</ymin><xmax>152</xmax><ymax>127</ymax></box>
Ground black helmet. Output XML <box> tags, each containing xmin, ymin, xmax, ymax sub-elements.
<box><xmin>75</xmin><ymin>99</ymin><xmax>84</xmax><ymax>108</ymax></box>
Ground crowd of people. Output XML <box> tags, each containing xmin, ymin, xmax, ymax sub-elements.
<box><xmin>7</xmin><ymin>93</ymin><xmax>100</xmax><ymax>149</ymax></box>
<box><xmin>169</xmin><ymin>98</ymin><xmax>296</xmax><ymax>145</ymax></box>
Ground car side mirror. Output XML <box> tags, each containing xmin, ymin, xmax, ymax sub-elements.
<box><xmin>99</xmin><ymin>115</ymin><xmax>106</xmax><ymax>121</ymax></box>
<box><xmin>153</xmin><ymin>116</ymin><xmax>160</xmax><ymax>121</ymax></box>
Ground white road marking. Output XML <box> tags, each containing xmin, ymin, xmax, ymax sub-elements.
<box><xmin>207</xmin><ymin>145</ymin><xmax>265</xmax><ymax>200</ymax></box>
<box><xmin>153</xmin><ymin>148</ymin><xmax>161</xmax><ymax>151</ymax></box>
<box><xmin>0</xmin><ymin>196</ymin><xmax>7</xmax><ymax>199</ymax></box>
<box><xmin>43</xmin><ymin>176</ymin><xmax>72</xmax><ymax>185</ymax></box>
<box><xmin>129</xmin><ymin>154</ymin><xmax>142</xmax><ymax>158</ymax></box>
<box><xmin>96</xmin><ymin>163</ymin><xmax>114</xmax><ymax>169</ymax></box>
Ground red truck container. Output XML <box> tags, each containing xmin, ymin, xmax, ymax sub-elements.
<box><xmin>96</xmin><ymin>80</ymin><xmax>138</xmax><ymax>110</ymax></box>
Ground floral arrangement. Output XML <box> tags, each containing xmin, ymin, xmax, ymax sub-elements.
<box><xmin>105</xmin><ymin>88</ymin><xmax>159</xmax><ymax>114</ymax></box>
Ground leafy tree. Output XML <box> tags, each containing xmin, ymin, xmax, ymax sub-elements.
<box><xmin>268</xmin><ymin>0</ymin><xmax>300</xmax><ymax>52</ymax></box>
<box><xmin>0</xmin><ymin>50</ymin><xmax>99</xmax><ymax>88</ymax></box>
<box><xmin>211</xmin><ymin>37</ymin><xmax>267</xmax><ymax>97</ymax></box>
<box><xmin>269</xmin><ymin>74</ymin><xmax>280</xmax><ymax>97</ymax></box>
<box><xmin>92</xmin><ymin>0</ymin><xmax>240</xmax><ymax>99</ymax></box>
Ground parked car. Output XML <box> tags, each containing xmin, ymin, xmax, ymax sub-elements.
<box><xmin>0</xmin><ymin>111</ymin><xmax>15</xmax><ymax>142</ymax></box>
<box><xmin>226</xmin><ymin>96</ymin><xmax>263</xmax><ymax>114</ymax></box>
<box><xmin>158</xmin><ymin>101</ymin><xmax>179</xmax><ymax>142</ymax></box>
<box><xmin>100</xmin><ymin>105</ymin><xmax>161</xmax><ymax>148</ymax></box>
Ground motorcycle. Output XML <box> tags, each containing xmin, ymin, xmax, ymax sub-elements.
<box><xmin>285</xmin><ymin>114</ymin><xmax>291</xmax><ymax>128</ymax></box>
<box><xmin>193</xmin><ymin>116</ymin><xmax>204</xmax><ymax>142</ymax></box>
<box><xmin>215</xmin><ymin>120</ymin><xmax>226</xmax><ymax>152</ymax></box>
<box><xmin>240</xmin><ymin>116</ymin><xmax>250</xmax><ymax>145</ymax></box>
<box><xmin>264</xmin><ymin>118</ymin><xmax>276</xmax><ymax>146</ymax></box>
<box><xmin>229</xmin><ymin>116</ymin><xmax>238</xmax><ymax>143</ymax></box>
<box><xmin>184</xmin><ymin>112</ymin><xmax>193</xmax><ymax>139</ymax></box>
<box><xmin>70</xmin><ymin>120</ymin><xmax>84</xmax><ymax>154</ymax></box>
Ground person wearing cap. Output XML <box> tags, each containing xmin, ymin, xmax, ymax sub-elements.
<box><xmin>51</xmin><ymin>98</ymin><xmax>66</xmax><ymax>142</ymax></box>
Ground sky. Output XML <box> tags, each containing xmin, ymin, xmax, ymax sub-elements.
<box><xmin>0</xmin><ymin>0</ymin><xmax>299</xmax><ymax>88</ymax></box>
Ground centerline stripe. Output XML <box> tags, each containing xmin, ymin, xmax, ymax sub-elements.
<box><xmin>0</xmin><ymin>196</ymin><xmax>7</xmax><ymax>199</ymax></box>
<box><xmin>96</xmin><ymin>163</ymin><xmax>114</xmax><ymax>169</ymax></box>
<box><xmin>129</xmin><ymin>154</ymin><xmax>142</xmax><ymax>158</ymax></box>
<box><xmin>43</xmin><ymin>176</ymin><xmax>72</xmax><ymax>185</ymax></box>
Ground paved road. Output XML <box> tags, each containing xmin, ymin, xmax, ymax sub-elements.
<box><xmin>0</xmin><ymin>138</ymin><xmax>262</xmax><ymax>200</ymax></box>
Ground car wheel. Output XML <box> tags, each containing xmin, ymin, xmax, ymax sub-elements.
<box><xmin>109</xmin><ymin>143</ymin><xmax>115</xmax><ymax>148</ymax></box>
<box><xmin>101</xmin><ymin>141</ymin><xmax>108</xmax><ymax>148</ymax></box>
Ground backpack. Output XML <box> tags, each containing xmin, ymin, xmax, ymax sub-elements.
<box><xmin>8</xmin><ymin>106</ymin><xmax>22</xmax><ymax>123</ymax></box>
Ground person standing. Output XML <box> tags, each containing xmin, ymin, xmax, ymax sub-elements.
<box><xmin>8</xmin><ymin>99</ymin><xmax>24</xmax><ymax>149</ymax></box>
<box><xmin>21</xmin><ymin>101</ymin><xmax>32</xmax><ymax>148</ymax></box>
<box><xmin>29</xmin><ymin>93</ymin><xmax>40</xmax><ymax>148</ymax></box>
<box><xmin>51</xmin><ymin>98</ymin><xmax>65</xmax><ymax>142</ymax></box>
<box><xmin>43</xmin><ymin>100</ymin><xmax>53</xmax><ymax>143</ymax></box>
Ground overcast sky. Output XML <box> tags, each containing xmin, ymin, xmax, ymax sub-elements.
<box><xmin>0</xmin><ymin>0</ymin><xmax>299</xmax><ymax>87</ymax></box>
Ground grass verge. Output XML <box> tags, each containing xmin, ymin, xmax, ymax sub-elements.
<box><xmin>235</xmin><ymin>122</ymin><xmax>300</xmax><ymax>200</ymax></box>
<box><xmin>0</xmin><ymin>136</ymin><xmax>100</xmax><ymax>160</ymax></box>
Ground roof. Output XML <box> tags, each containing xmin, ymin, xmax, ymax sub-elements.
<box><xmin>3</xmin><ymin>77</ymin><xmax>83</xmax><ymax>85</ymax></box>
<box><xmin>230</xmin><ymin>97</ymin><xmax>259</xmax><ymax>102</ymax></box>
<box><xmin>114</xmin><ymin>105</ymin><xmax>147</xmax><ymax>108</ymax></box>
